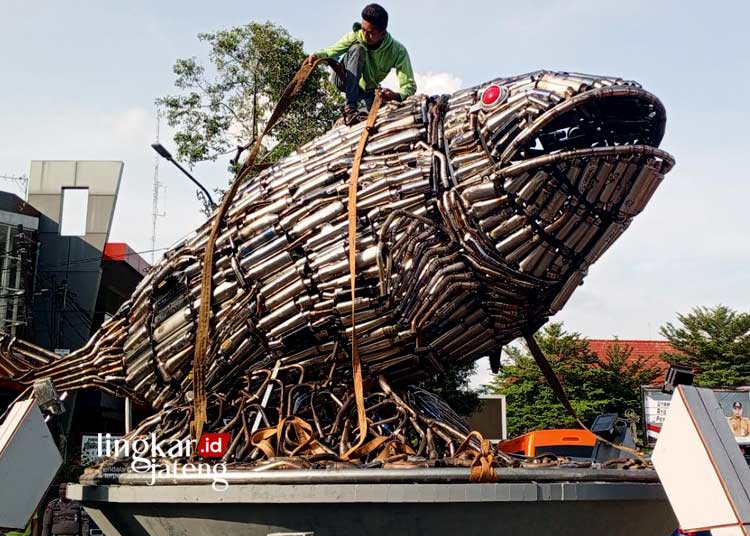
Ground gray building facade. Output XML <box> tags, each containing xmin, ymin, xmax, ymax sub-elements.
<box><xmin>27</xmin><ymin>160</ymin><xmax>123</xmax><ymax>351</ymax></box>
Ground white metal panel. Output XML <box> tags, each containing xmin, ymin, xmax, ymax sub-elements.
<box><xmin>653</xmin><ymin>386</ymin><xmax>750</xmax><ymax>535</ymax></box>
<box><xmin>27</xmin><ymin>194</ymin><xmax>62</xmax><ymax>223</ymax></box>
<box><xmin>30</xmin><ymin>161</ymin><xmax>77</xmax><ymax>194</ymax></box>
<box><xmin>28</xmin><ymin>161</ymin><xmax>44</xmax><ymax>191</ymax></box>
<box><xmin>73</xmin><ymin>161</ymin><xmax>123</xmax><ymax>195</ymax></box>
<box><xmin>0</xmin><ymin>399</ymin><xmax>63</xmax><ymax>528</ymax></box>
<box><xmin>86</xmin><ymin>195</ymin><xmax>117</xmax><ymax>234</ymax></box>
<box><xmin>29</xmin><ymin>160</ymin><xmax>123</xmax><ymax>196</ymax></box>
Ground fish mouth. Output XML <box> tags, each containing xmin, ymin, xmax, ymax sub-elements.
<box><xmin>486</xmin><ymin>84</ymin><xmax>676</xmax><ymax>222</ymax></box>
<box><xmin>454</xmin><ymin>77</ymin><xmax>676</xmax><ymax>314</ymax></box>
<box><xmin>495</xmin><ymin>85</ymin><xmax>672</xmax><ymax>168</ymax></box>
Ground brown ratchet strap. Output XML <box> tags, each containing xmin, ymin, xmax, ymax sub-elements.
<box><xmin>190</xmin><ymin>56</ymin><xmax>341</xmax><ymax>444</ymax></box>
<box><xmin>251</xmin><ymin>416</ymin><xmax>328</xmax><ymax>458</ymax></box>
<box><xmin>524</xmin><ymin>334</ymin><xmax>646</xmax><ymax>463</ymax></box>
<box><xmin>455</xmin><ymin>430</ymin><xmax>497</xmax><ymax>482</ymax></box>
<box><xmin>342</xmin><ymin>90</ymin><xmax>384</xmax><ymax>461</ymax></box>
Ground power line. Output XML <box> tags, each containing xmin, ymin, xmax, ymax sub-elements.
<box><xmin>37</xmin><ymin>246</ymin><xmax>170</xmax><ymax>270</ymax></box>
<box><xmin>62</xmin><ymin>313</ymin><xmax>88</xmax><ymax>343</ymax></box>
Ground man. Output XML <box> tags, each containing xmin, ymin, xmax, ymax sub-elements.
<box><xmin>42</xmin><ymin>483</ymin><xmax>90</xmax><ymax>536</ymax></box>
<box><xmin>726</xmin><ymin>400</ymin><xmax>750</xmax><ymax>437</ymax></box>
<box><xmin>307</xmin><ymin>4</ymin><xmax>416</xmax><ymax>125</ymax></box>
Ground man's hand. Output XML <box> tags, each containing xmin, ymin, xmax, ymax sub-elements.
<box><xmin>379</xmin><ymin>88</ymin><xmax>402</xmax><ymax>102</ymax></box>
<box><xmin>303</xmin><ymin>54</ymin><xmax>317</xmax><ymax>67</ymax></box>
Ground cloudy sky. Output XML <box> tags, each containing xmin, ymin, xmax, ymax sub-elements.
<box><xmin>1</xmin><ymin>0</ymin><xmax>748</xmax><ymax>387</ymax></box>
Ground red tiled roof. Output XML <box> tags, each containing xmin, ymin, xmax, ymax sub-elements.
<box><xmin>587</xmin><ymin>339</ymin><xmax>679</xmax><ymax>383</ymax></box>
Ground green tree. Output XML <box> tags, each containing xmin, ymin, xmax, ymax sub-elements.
<box><xmin>486</xmin><ymin>323</ymin><xmax>660</xmax><ymax>437</ymax></box>
<box><xmin>158</xmin><ymin>21</ymin><xmax>342</xmax><ymax>171</ymax></box>
<box><xmin>660</xmin><ymin>305</ymin><xmax>750</xmax><ymax>387</ymax></box>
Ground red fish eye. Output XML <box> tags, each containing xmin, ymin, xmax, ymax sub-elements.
<box><xmin>482</xmin><ymin>84</ymin><xmax>502</xmax><ymax>106</ymax></box>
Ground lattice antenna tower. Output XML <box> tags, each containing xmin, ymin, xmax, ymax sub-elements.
<box><xmin>151</xmin><ymin>108</ymin><xmax>167</xmax><ymax>264</ymax></box>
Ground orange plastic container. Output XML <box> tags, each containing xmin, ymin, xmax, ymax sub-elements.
<box><xmin>498</xmin><ymin>429</ymin><xmax>597</xmax><ymax>458</ymax></box>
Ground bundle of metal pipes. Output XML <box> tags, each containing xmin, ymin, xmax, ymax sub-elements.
<box><xmin>0</xmin><ymin>70</ymin><xmax>674</xmax><ymax>464</ymax></box>
<box><xmin>104</xmin><ymin>374</ymin><xmax>493</xmax><ymax>467</ymax></box>
<box><xmin>93</xmin><ymin>371</ymin><xmax>645</xmax><ymax>470</ymax></box>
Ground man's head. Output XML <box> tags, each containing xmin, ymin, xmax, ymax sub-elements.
<box><xmin>361</xmin><ymin>4</ymin><xmax>388</xmax><ymax>45</ymax></box>
<box><xmin>733</xmin><ymin>401</ymin><xmax>743</xmax><ymax>416</ymax></box>
<box><xmin>58</xmin><ymin>482</ymin><xmax>68</xmax><ymax>499</ymax></box>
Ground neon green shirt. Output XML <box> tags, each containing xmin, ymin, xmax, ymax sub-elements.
<box><xmin>314</xmin><ymin>27</ymin><xmax>417</xmax><ymax>99</ymax></box>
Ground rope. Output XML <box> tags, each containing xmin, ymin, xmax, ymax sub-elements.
<box><xmin>342</xmin><ymin>91</ymin><xmax>383</xmax><ymax>460</ymax></box>
<box><xmin>524</xmin><ymin>334</ymin><xmax>646</xmax><ymax>463</ymax></box>
<box><xmin>455</xmin><ymin>430</ymin><xmax>497</xmax><ymax>483</ymax></box>
<box><xmin>190</xmin><ymin>56</ymin><xmax>341</xmax><ymax>444</ymax></box>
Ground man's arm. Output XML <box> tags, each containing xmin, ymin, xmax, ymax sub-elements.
<box><xmin>313</xmin><ymin>31</ymin><xmax>358</xmax><ymax>59</ymax></box>
<box><xmin>41</xmin><ymin>504</ymin><xmax>52</xmax><ymax>536</ymax></box>
<box><xmin>395</xmin><ymin>49</ymin><xmax>417</xmax><ymax>99</ymax></box>
<box><xmin>80</xmin><ymin>507</ymin><xmax>90</xmax><ymax>536</ymax></box>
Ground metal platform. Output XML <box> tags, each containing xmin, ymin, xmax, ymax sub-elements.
<box><xmin>69</xmin><ymin>468</ymin><xmax>677</xmax><ymax>536</ymax></box>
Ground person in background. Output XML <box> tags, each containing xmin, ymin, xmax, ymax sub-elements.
<box><xmin>726</xmin><ymin>400</ymin><xmax>750</xmax><ymax>437</ymax></box>
<box><xmin>42</xmin><ymin>483</ymin><xmax>89</xmax><ymax>536</ymax></box>
<box><xmin>306</xmin><ymin>3</ymin><xmax>416</xmax><ymax>125</ymax></box>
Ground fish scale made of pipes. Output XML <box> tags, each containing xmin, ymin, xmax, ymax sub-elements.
<box><xmin>0</xmin><ymin>70</ymin><xmax>674</xmax><ymax>439</ymax></box>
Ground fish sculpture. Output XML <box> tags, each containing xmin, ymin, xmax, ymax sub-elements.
<box><xmin>0</xmin><ymin>71</ymin><xmax>674</xmax><ymax>462</ymax></box>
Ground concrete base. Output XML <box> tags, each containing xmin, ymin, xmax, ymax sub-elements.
<box><xmin>69</xmin><ymin>469</ymin><xmax>677</xmax><ymax>536</ymax></box>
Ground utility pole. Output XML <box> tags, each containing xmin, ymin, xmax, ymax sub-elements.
<box><xmin>151</xmin><ymin>109</ymin><xmax>166</xmax><ymax>264</ymax></box>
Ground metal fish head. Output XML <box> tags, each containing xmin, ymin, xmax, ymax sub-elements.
<box><xmin>441</xmin><ymin>71</ymin><xmax>674</xmax><ymax>317</ymax></box>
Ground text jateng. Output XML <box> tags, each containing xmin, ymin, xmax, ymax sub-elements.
<box><xmin>97</xmin><ymin>432</ymin><xmax>230</xmax><ymax>491</ymax></box>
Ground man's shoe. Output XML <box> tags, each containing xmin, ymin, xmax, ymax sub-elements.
<box><xmin>340</xmin><ymin>106</ymin><xmax>365</xmax><ymax>127</ymax></box>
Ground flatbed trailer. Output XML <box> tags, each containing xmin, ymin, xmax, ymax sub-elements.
<box><xmin>69</xmin><ymin>467</ymin><xmax>677</xmax><ymax>536</ymax></box>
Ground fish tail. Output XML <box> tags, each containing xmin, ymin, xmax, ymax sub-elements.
<box><xmin>0</xmin><ymin>333</ymin><xmax>59</xmax><ymax>383</ymax></box>
<box><xmin>0</xmin><ymin>329</ymin><xmax>136</xmax><ymax>428</ymax></box>
<box><xmin>0</xmin><ymin>332</ymin><xmax>115</xmax><ymax>394</ymax></box>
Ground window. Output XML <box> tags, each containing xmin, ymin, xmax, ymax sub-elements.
<box><xmin>60</xmin><ymin>187</ymin><xmax>89</xmax><ymax>236</ymax></box>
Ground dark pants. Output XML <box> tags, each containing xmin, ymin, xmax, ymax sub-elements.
<box><xmin>331</xmin><ymin>44</ymin><xmax>375</xmax><ymax>111</ymax></box>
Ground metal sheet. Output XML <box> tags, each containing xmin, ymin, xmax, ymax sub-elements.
<box><xmin>653</xmin><ymin>385</ymin><xmax>750</xmax><ymax>535</ymax></box>
<box><xmin>0</xmin><ymin>400</ymin><xmax>63</xmax><ymax>528</ymax></box>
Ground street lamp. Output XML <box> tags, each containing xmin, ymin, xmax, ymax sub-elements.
<box><xmin>150</xmin><ymin>143</ymin><xmax>216</xmax><ymax>209</ymax></box>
